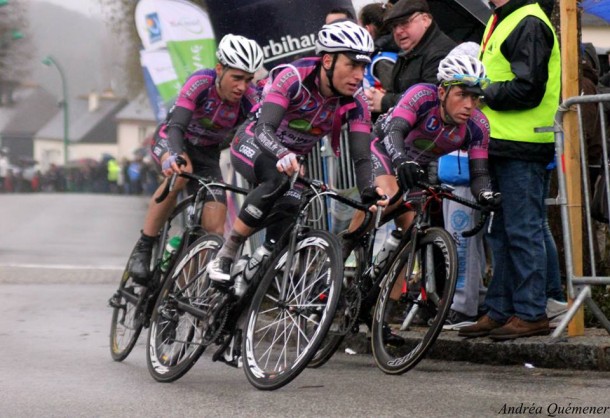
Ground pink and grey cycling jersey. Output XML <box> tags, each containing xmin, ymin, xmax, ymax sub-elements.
<box><xmin>376</xmin><ymin>83</ymin><xmax>490</xmax><ymax>171</ymax></box>
<box><xmin>253</xmin><ymin>57</ymin><xmax>371</xmax><ymax>158</ymax></box>
<box><xmin>159</xmin><ymin>69</ymin><xmax>259</xmax><ymax>150</ymax></box>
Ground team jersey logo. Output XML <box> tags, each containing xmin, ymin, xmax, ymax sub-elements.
<box><xmin>198</xmin><ymin>117</ymin><xmax>221</xmax><ymax>130</ymax></box>
<box><xmin>288</xmin><ymin>119</ymin><xmax>322</xmax><ymax>135</ymax></box>
<box><xmin>425</xmin><ymin>116</ymin><xmax>441</xmax><ymax>132</ymax></box>
<box><xmin>413</xmin><ymin>138</ymin><xmax>444</xmax><ymax>155</ymax></box>
<box><xmin>203</xmin><ymin>99</ymin><xmax>215</xmax><ymax>113</ymax></box>
<box><xmin>299</xmin><ymin>97</ymin><xmax>318</xmax><ymax>112</ymax></box>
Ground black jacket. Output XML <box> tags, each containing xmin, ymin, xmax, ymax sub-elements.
<box><xmin>483</xmin><ymin>0</ymin><xmax>557</xmax><ymax>163</ymax></box>
<box><xmin>381</xmin><ymin>21</ymin><xmax>456</xmax><ymax>113</ymax></box>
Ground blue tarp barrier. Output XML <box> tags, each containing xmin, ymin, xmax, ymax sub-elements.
<box><xmin>582</xmin><ymin>0</ymin><xmax>610</xmax><ymax>23</ymax></box>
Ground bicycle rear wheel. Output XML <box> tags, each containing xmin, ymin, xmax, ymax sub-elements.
<box><xmin>242</xmin><ymin>230</ymin><xmax>343</xmax><ymax>390</ymax></box>
<box><xmin>308</xmin><ymin>237</ymin><xmax>365</xmax><ymax>368</ymax></box>
<box><xmin>109</xmin><ymin>244</ymin><xmax>153</xmax><ymax>362</ymax></box>
<box><xmin>371</xmin><ymin>227</ymin><xmax>457</xmax><ymax>375</ymax></box>
<box><xmin>147</xmin><ymin>234</ymin><xmax>223</xmax><ymax>382</ymax></box>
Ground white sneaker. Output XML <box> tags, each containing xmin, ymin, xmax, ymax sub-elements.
<box><xmin>546</xmin><ymin>298</ymin><xmax>568</xmax><ymax>328</ymax></box>
<box><xmin>207</xmin><ymin>257</ymin><xmax>233</xmax><ymax>284</ymax></box>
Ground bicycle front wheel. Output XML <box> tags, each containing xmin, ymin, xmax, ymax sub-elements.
<box><xmin>242</xmin><ymin>230</ymin><xmax>343</xmax><ymax>390</ymax></box>
<box><xmin>147</xmin><ymin>234</ymin><xmax>223</xmax><ymax>382</ymax></box>
<box><xmin>371</xmin><ymin>227</ymin><xmax>457</xmax><ymax>375</ymax></box>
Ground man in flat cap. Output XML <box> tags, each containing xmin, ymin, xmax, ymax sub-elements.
<box><xmin>365</xmin><ymin>0</ymin><xmax>455</xmax><ymax>114</ymax></box>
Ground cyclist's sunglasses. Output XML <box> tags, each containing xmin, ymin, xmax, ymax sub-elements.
<box><xmin>442</xmin><ymin>74</ymin><xmax>491</xmax><ymax>90</ymax></box>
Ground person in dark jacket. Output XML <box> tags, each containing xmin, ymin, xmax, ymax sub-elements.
<box><xmin>365</xmin><ymin>0</ymin><xmax>455</xmax><ymax>114</ymax></box>
<box><xmin>458</xmin><ymin>0</ymin><xmax>561</xmax><ymax>341</ymax></box>
<box><xmin>358</xmin><ymin>2</ymin><xmax>400</xmax><ymax>91</ymax></box>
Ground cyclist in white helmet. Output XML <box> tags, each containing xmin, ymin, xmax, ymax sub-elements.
<box><xmin>371</xmin><ymin>52</ymin><xmax>500</xmax><ymax>222</ymax></box>
<box><xmin>127</xmin><ymin>34</ymin><xmax>264</xmax><ymax>285</ymax></box>
<box><xmin>358</xmin><ymin>52</ymin><xmax>500</xmax><ymax>332</ymax></box>
<box><xmin>207</xmin><ymin>20</ymin><xmax>388</xmax><ymax>283</ymax></box>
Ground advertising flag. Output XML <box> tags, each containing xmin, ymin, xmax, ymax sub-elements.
<box><xmin>135</xmin><ymin>0</ymin><xmax>217</xmax><ymax>120</ymax></box>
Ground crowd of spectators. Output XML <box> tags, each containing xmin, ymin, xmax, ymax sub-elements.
<box><xmin>0</xmin><ymin>153</ymin><xmax>159</xmax><ymax>195</ymax></box>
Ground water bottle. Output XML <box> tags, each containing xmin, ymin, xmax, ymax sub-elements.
<box><xmin>244</xmin><ymin>240</ymin><xmax>274</xmax><ymax>282</ymax></box>
<box><xmin>231</xmin><ymin>256</ymin><xmax>249</xmax><ymax>297</ymax></box>
<box><xmin>160</xmin><ymin>235</ymin><xmax>182</xmax><ymax>272</ymax></box>
<box><xmin>373</xmin><ymin>230</ymin><xmax>402</xmax><ymax>277</ymax></box>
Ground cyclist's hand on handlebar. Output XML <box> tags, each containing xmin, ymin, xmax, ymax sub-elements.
<box><xmin>396</xmin><ymin>161</ymin><xmax>424</xmax><ymax>191</ymax></box>
<box><xmin>477</xmin><ymin>190</ymin><xmax>502</xmax><ymax>210</ymax></box>
<box><xmin>361</xmin><ymin>186</ymin><xmax>389</xmax><ymax>212</ymax></box>
<box><xmin>161</xmin><ymin>153</ymin><xmax>187</xmax><ymax>177</ymax></box>
<box><xmin>276</xmin><ymin>152</ymin><xmax>300</xmax><ymax>176</ymax></box>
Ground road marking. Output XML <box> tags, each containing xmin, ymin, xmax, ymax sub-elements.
<box><xmin>0</xmin><ymin>263</ymin><xmax>123</xmax><ymax>270</ymax></box>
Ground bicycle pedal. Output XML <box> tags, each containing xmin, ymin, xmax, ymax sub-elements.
<box><xmin>211</xmin><ymin>338</ymin><xmax>232</xmax><ymax>362</ymax></box>
<box><xmin>218</xmin><ymin>354</ymin><xmax>242</xmax><ymax>368</ymax></box>
<box><xmin>108</xmin><ymin>295</ymin><xmax>124</xmax><ymax>309</ymax></box>
<box><xmin>157</xmin><ymin>307</ymin><xmax>178</xmax><ymax>322</ymax></box>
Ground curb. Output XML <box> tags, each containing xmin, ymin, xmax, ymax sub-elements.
<box><xmin>339</xmin><ymin>327</ymin><xmax>610</xmax><ymax>371</ymax></box>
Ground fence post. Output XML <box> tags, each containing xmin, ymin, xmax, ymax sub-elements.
<box><xmin>559</xmin><ymin>0</ymin><xmax>585</xmax><ymax>336</ymax></box>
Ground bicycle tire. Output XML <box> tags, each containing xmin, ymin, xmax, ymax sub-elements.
<box><xmin>371</xmin><ymin>227</ymin><xmax>457</xmax><ymax>375</ymax></box>
<box><xmin>109</xmin><ymin>244</ymin><xmax>152</xmax><ymax>362</ymax></box>
<box><xmin>147</xmin><ymin>234</ymin><xmax>223</xmax><ymax>382</ymax></box>
<box><xmin>308</xmin><ymin>237</ymin><xmax>365</xmax><ymax>368</ymax></box>
<box><xmin>242</xmin><ymin>230</ymin><xmax>343</xmax><ymax>390</ymax></box>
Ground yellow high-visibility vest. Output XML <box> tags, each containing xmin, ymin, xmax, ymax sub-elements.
<box><xmin>480</xmin><ymin>3</ymin><xmax>560</xmax><ymax>143</ymax></box>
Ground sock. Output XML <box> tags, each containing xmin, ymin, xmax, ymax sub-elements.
<box><xmin>217</xmin><ymin>230</ymin><xmax>246</xmax><ymax>260</ymax></box>
<box><xmin>139</xmin><ymin>231</ymin><xmax>156</xmax><ymax>245</ymax></box>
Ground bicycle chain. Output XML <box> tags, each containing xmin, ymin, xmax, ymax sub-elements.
<box><xmin>201</xmin><ymin>292</ymin><xmax>230</xmax><ymax>346</ymax></box>
<box><xmin>334</xmin><ymin>284</ymin><xmax>362</xmax><ymax>336</ymax></box>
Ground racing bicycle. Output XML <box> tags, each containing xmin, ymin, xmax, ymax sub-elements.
<box><xmin>108</xmin><ymin>169</ymin><xmax>248</xmax><ymax>361</ymax></box>
<box><xmin>309</xmin><ymin>181</ymin><xmax>489</xmax><ymax>374</ymax></box>
<box><xmin>145</xmin><ymin>168</ymin><xmax>372</xmax><ymax>390</ymax></box>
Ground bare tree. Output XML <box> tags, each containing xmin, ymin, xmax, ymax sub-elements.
<box><xmin>98</xmin><ymin>0</ymin><xmax>142</xmax><ymax>95</ymax></box>
<box><xmin>0</xmin><ymin>0</ymin><xmax>34</xmax><ymax>105</ymax></box>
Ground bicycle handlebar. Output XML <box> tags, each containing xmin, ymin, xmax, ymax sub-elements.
<box><xmin>396</xmin><ymin>180</ymin><xmax>492</xmax><ymax>238</ymax></box>
<box><xmin>155</xmin><ymin>156</ymin><xmax>249</xmax><ymax>204</ymax></box>
<box><xmin>295</xmin><ymin>175</ymin><xmax>375</xmax><ymax>239</ymax></box>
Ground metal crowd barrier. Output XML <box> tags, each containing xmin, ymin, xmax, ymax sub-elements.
<box><xmin>550</xmin><ymin>93</ymin><xmax>610</xmax><ymax>340</ymax></box>
<box><xmin>305</xmin><ymin>131</ymin><xmax>358</xmax><ymax>231</ymax></box>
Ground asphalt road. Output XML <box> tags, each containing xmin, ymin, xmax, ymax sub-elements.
<box><xmin>1</xmin><ymin>194</ymin><xmax>610</xmax><ymax>417</ymax></box>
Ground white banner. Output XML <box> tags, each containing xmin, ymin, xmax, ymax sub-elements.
<box><xmin>135</xmin><ymin>0</ymin><xmax>215</xmax><ymax>51</ymax></box>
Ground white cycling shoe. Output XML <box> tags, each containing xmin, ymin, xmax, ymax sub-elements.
<box><xmin>207</xmin><ymin>257</ymin><xmax>233</xmax><ymax>284</ymax></box>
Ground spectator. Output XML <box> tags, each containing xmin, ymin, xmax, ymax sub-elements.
<box><xmin>107</xmin><ymin>157</ymin><xmax>120</xmax><ymax>194</ymax></box>
<box><xmin>127</xmin><ymin>158</ymin><xmax>143</xmax><ymax>195</ymax></box>
<box><xmin>4</xmin><ymin>168</ymin><xmax>15</xmax><ymax>192</ymax></box>
<box><xmin>458</xmin><ymin>0</ymin><xmax>561</xmax><ymax>340</ymax></box>
<box><xmin>31</xmin><ymin>170</ymin><xmax>41</xmax><ymax>192</ymax></box>
<box><xmin>0</xmin><ymin>147</ymin><xmax>9</xmax><ymax>192</ymax></box>
<box><xmin>365</xmin><ymin>0</ymin><xmax>455</xmax><ymax>114</ymax></box>
<box><xmin>325</xmin><ymin>7</ymin><xmax>355</xmax><ymax>24</ymax></box>
<box><xmin>359</xmin><ymin>2</ymin><xmax>399</xmax><ymax>91</ymax></box>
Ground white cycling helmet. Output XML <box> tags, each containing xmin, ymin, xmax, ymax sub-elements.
<box><xmin>315</xmin><ymin>20</ymin><xmax>374</xmax><ymax>63</ymax></box>
<box><xmin>437</xmin><ymin>54</ymin><xmax>488</xmax><ymax>94</ymax></box>
<box><xmin>216</xmin><ymin>34</ymin><xmax>264</xmax><ymax>73</ymax></box>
